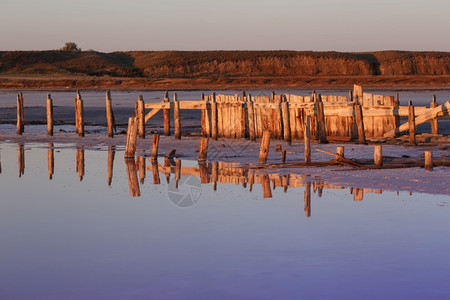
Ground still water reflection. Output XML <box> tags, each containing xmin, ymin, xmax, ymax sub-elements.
<box><xmin>0</xmin><ymin>143</ymin><xmax>449</xmax><ymax>299</ymax></box>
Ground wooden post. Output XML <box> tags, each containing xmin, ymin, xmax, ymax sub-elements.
<box><xmin>137</xmin><ymin>156</ymin><xmax>146</xmax><ymax>184</ymax></box>
<box><xmin>17</xmin><ymin>93</ymin><xmax>24</xmax><ymax>135</ymax></box>
<box><xmin>247</xmin><ymin>97</ymin><xmax>256</xmax><ymax>141</ymax></box>
<box><xmin>304</xmin><ymin>115</ymin><xmax>311</xmax><ymax>163</ymax></box>
<box><xmin>47</xmin><ymin>94</ymin><xmax>53</xmax><ymax>136</ymax></box>
<box><xmin>173</xmin><ymin>93</ymin><xmax>181</xmax><ymax>139</ymax></box>
<box><xmin>76</xmin><ymin>147</ymin><xmax>85</xmax><ymax>182</ymax></box>
<box><xmin>151</xmin><ymin>134</ymin><xmax>160</xmax><ymax>161</ymax></box>
<box><xmin>199</xmin><ymin>162</ymin><xmax>210</xmax><ymax>184</ymax></box>
<box><xmin>408</xmin><ymin>101</ymin><xmax>417</xmax><ymax>146</ymax></box>
<box><xmin>137</xmin><ymin>95</ymin><xmax>145</xmax><ymax>139</ymax></box>
<box><xmin>106</xmin><ymin>90</ymin><xmax>114</xmax><ymax>138</ymax></box>
<box><xmin>316</xmin><ymin>94</ymin><xmax>327</xmax><ymax>143</ymax></box>
<box><xmin>18</xmin><ymin>143</ymin><xmax>25</xmax><ymax>177</ymax></box>
<box><xmin>48</xmin><ymin>143</ymin><xmax>54</xmax><ymax>180</ymax></box>
<box><xmin>125</xmin><ymin>158</ymin><xmax>141</xmax><ymax>197</ymax></box>
<box><xmin>281</xmin><ymin>149</ymin><xmax>287</xmax><ymax>163</ymax></box>
<box><xmin>198</xmin><ymin>138</ymin><xmax>209</xmax><ymax>162</ymax></box>
<box><xmin>258</xmin><ymin>131</ymin><xmax>271</xmax><ymax>164</ymax></box>
<box><xmin>163</xmin><ymin>90</ymin><xmax>171</xmax><ymax>136</ymax></box>
<box><xmin>261</xmin><ymin>174</ymin><xmax>272</xmax><ymax>198</ymax></box>
<box><xmin>430</xmin><ymin>95</ymin><xmax>439</xmax><ymax>135</ymax></box>
<box><xmin>374</xmin><ymin>145</ymin><xmax>383</xmax><ymax>167</ymax></box>
<box><xmin>211</xmin><ymin>162</ymin><xmax>218</xmax><ymax>191</ymax></box>
<box><xmin>355</xmin><ymin>104</ymin><xmax>366</xmax><ymax>144</ymax></box>
<box><xmin>107</xmin><ymin>145</ymin><xmax>115</xmax><ymax>186</ymax></box>
<box><xmin>281</xmin><ymin>101</ymin><xmax>291</xmax><ymax>144</ymax></box>
<box><xmin>424</xmin><ymin>150</ymin><xmax>433</xmax><ymax>171</ymax></box>
<box><xmin>304</xmin><ymin>182</ymin><xmax>311</xmax><ymax>217</ymax></box>
<box><xmin>75</xmin><ymin>91</ymin><xmax>84</xmax><ymax>137</ymax></box>
<box><xmin>124</xmin><ymin>117</ymin><xmax>138</xmax><ymax>158</ymax></box>
<box><xmin>151</xmin><ymin>161</ymin><xmax>161</xmax><ymax>185</ymax></box>
<box><xmin>336</xmin><ymin>146</ymin><xmax>344</xmax><ymax>157</ymax></box>
<box><xmin>174</xmin><ymin>159</ymin><xmax>181</xmax><ymax>189</ymax></box>
<box><xmin>211</xmin><ymin>96</ymin><xmax>218</xmax><ymax>140</ymax></box>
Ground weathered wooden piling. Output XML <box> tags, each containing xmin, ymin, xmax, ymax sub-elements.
<box><xmin>281</xmin><ymin>101</ymin><xmax>291</xmax><ymax>144</ymax></box>
<box><xmin>424</xmin><ymin>150</ymin><xmax>433</xmax><ymax>171</ymax></box>
<box><xmin>261</xmin><ymin>174</ymin><xmax>272</xmax><ymax>198</ymax></box>
<box><xmin>75</xmin><ymin>91</ymin><xmax>84</xmax><ymax>137</ymax></box>
<box><xmin>107</xmin><ymin>146</ymin><xmax>115</xmax><ymax>186</ymax></box>
<box><xmin>137</xmin><ymin>95</ymin><xmax>145</xmax><ymax>139</ymax></box>
<box><xmin>17</xmin><ymin>93</ymin><xmax>24</xmax><ymax>135</ymax></box>
<box><xmin>304</xmin><ymin>116</ymin><xmax>311</xmax><ymax>163</ymax></box>
<box><xmin>76</xmin><ymin>147</ymin><xmax>85</xmax><ymax>181</ymax></box>
<box><xmin>199</xmin><ymin>162</ymin><xmax>210</xmax><ymax>184</ymax></box>
<box><xmin>137</xmin><ymin>156</ymin><xmax>146</xmax><ymax>184</ymax></box>
<box><xmin>198</xmin><ymin>138</ymin><xmax>209</xmax><ymax>162</ymax></box>
<box><xmin>151</xmin><ymin>161</ymin><xmax>161</xmax><ymax>185</ymax></box>
<box><xmin>316</xmin><ymin>94</ymin><xmax>328</xmax><ymax>143</ymax></box>
<box><xmin>211</xmin><ymin>161</ymin><xmax>218</xmax><ymax>191</ymax></box>
<box><xmin>47</xmin><ymin>94</ymin><xmax>53</xmax><ymax>136</ymax></box>
<box><xmin>408</xmin><ymin>101</ymin><xmax>417</xmax><ymax>145</ymax></box>
<box><xmin>163</xmin><ymin>91</ymin><xmax>171</xmax><ymax>136</ymax></box>
<box><xmin>355</xmin><ymin>104</ymin><xmax>366</xmax><ymax>144</ymax></box>
<box><xmin>374</xmin><ymin>145</ymin><xmax>383</xmax><ymax>167</ymax></box>
<box><xmin>174</xmin><ymin>159</ymin><xmax>181</xmax><ymax>189</ymax></box>
<box><xmin>281</xmin><ymin>149</ymin><xmax>287</xmax><ymax>163</ymax></box>
<box><xmin>18</xmin><ymin>143</ymin><xmax>25</xmax><ymax>177</ymax></box>
<box><xmin>430</xmin><ymin>95</ymin><xmax>439</xmax><ymax>135</ymax></box>
<box><xmin>125</xmin><ymin>158</ymin><xmax>141</xmax><ymax>196</ymax></box>
<box><xmin>336</xmin><ymin>146</ymin><xmax>344</xmax><ymax>157</ymax></box>
<box><xmin>210</xmin><ymin>94</ymin><xmax>218</xmax><ymax>140</ymax></box>
<box><xmin>48</xmin><ymin>143</ymin><xmax>54</xmax><ymax>180</ymax></box>
<box><xmin>304</xmin><ymin>182</ymin><xmax>311</xmax><ymax>217</ymax></box>
<box><xmin>247</xmin><ymin>97</ymin><xmax>256</xmax><ymax>141</ymax></box>
<box><xmin>173</xmin><ymin>93</ymin><xmax>181</xmax><ymax>139</ymax></box>
<box><xmin>124</xmin><ymin>117</ymin><xmax>138</xmax><ymax>158</ymax></box>
<box><xmin>151</xmin><ymin>134</ymin><xmax>160</xmax><ymax>161</ymax></box>
<box><xmin>106</xmin><ymin>90</ymin><xmax>114</xmax><ymax>138</ymax></box>
<box><xmin>258</xmin><ymin>131</ymin><xmax>271</xmax><ymax>164</ymax></box>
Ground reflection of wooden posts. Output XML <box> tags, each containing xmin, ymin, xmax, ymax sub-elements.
<box><xmin>353</xmin><ymin>188</ymin><xmax>364</xmax><ymax>201</ymax></box>
<box><xmin>316</xmin><ymin>95</ymin><xmax>327</xmax><ymax>143</ymax></box>
<box><xmin>430</xmin><ymin>95</ymin><xmax>439</xmax><ymax>135</ymax></box>
<box><xmin>281</xmin><ymin>101</ymin><xmax>291</xmax><ymax>144</ymax></box>
<box><xmin>211</xmin><ymin>95</ymin><xmax>218</xmax><ymax>140</ymax></box>
<box><xmin>76</xmin><ymin>147</ymin><xmax>85</xmax><ymax>181</ymax></box>
<box><xmin>163</xmin><ymin>91</ymin><xmax>171</xmax><ymax>136</ymax></box>
<box><xmin>304</xmin><ymin>115</ymin><xmax>311</xmax><ymax>163</ymax></box>
<box><xmin>18</xmin><ymin>143</ymin><xmax>25</xmax><ymax>177</ymax></box>
<box><xmin>174</xmin><ymin>93</ymin><xmax>181</xmax><ymax>139</ymax></box>
<box><xmin>247</xmin><ymin>98</ymin><xmax>256</xmax><ymax>141</ymax></box>
<box><xmin>261</xmin><ymin>174</ymin><xmax>272</xmax><ymax>198</ymax></box>
<box><xmin>137</xmin><ymin>95</ymin><xmax>145</xmax><ymax>139</ymax></box>
<box><xmin>124</xmin><ymin>117</ymin><xmax>138</xmax><ymax>158</ymax></box>
<box><xmin>75</xmin><ymin>91</ymin><xmax>84</xmax><ymax>137</ymax></box>
<box><xmin>211</xmin><ymin>162</ymin><xmax>218</xmax><ymax>191</ymax></box>
<box><xmin>281</xmin><ymin>149</ymin><xmax>287</xmax><ymax>163</ymax></box>
<box><xmin>106</xmin><ymin>90</ymin><xmax>114</xmax><ymax>138</ymax></box>
<box><xmin>47</xmin><ymin>94</ymin><xmax>53</xmax><ymax>136</ymax></box>
<box><xmin>137</xmin><ymin>156</ymin><xmax>146</xmax><ymax>184</ymax></box>
<box><xmin>336</xmin><ymin>146</ymin><xmax>344</xmax><ymax>157</ymax></box>
<box><xmin>151</xmin><ymin>160</ymin><xmax>161</xmax><ymax>184</ymax></box>
<box><xmin>258</xmin><ymin>131</ymin><xmax>271</xmax><ymax>164</ymax></box>
<box><xmin>163</xmin><ymin>157</ymin><xmax>172</xmax><ymax>184</ymax></box>
<box><xmin>198</xmin><ymin>138</ymin><xmax>208</xmax><ymax>162</ymax></box>
<box><xmin>424</xmin><ymin>150</ymin><xmax>433</xmax><ymax>171</ymax></box>
<box><xmin>125</xmin><ymin>158</ymin><xmax>141</xmax><ymax>197</ymax></box>
<box><xmin>304</xmin><ymin>182</ymin><xmax>311</xmax><ymax>217</ymax></box>
<box><xmin>17</xmin><ymin>93</ymin><xmax>24</xmax><ymax>135</ymax></box>
<box><xmin>151</xmin><ymin>134</ymin><xmax>160</xmax><ymax>161</ymax></box>
<box><xmin>107</xmin><ymin>145</ymin><xmax>115</xmax><ymax>186</ymax></box>
<box><xmin>48</xmin><ymin>143</ymin><xmax>54</xmax><ymax>180</ymax></box>
<box><xmin>408</xmin><ymin>101</ymin><xmax>417</xmax><ymax>145</ymax></box>
<box><xmin>374</xmin><ymin>145</ymin><xmax>383</xmax><ymax>167</ymax></box>
<box><xmin>355</xmin><ymin>104</ymin><xmax>366</xmax><ymax>144</ymax></box>
<box><xmin>199</xmin><ymin>163</ymin><xmax>210</xmax><ymax>184</ymax></box>
<box><xmin>174</xmin><ymin>159</ymin><xmax>181</xmax><ymax>188</ymax></box>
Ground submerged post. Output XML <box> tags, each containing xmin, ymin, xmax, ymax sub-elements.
<box><xmin>47</xmin><ymin>94</ymin><xmax>53</xmax><ymax>136</ymax></box>
<box><xmin>75</xmin><ymin>91</ymin><xmax>84</xmax><ymax>137</ymax></box>
<box><xmin>137</xmin><ymin>95</ymin><xmax>145</xmax><ymax>139</ymax></box>
<box><xmin>163</xmin><ymin>91</ymin><xmax>171</xmax><ymax>136</ymax></box>
<box><xmin>198</xmin><ymin>138</ymin><xmax>209</xmax><ymax>162</ymax></box>
<box><xmin>17</xmin><ymin>93</ymin><xmax>24</xmax><ymax>135</ymax></box>
<box><xmin>258</xmin><ymin>131</ymin><xmax>271</xmax><ymax>164</ymax></box>
<box><xmin>408</xmin><ymin>101</ymin><xmax>417</xmax><ymax>146</ymax></box>
<box><xmin>424</xmin><ymin>150</ymin><xmax>433</xmax><ymax>171</ymax></box>
<box><xmin>336</xmin><ymin>146</ymin><xmax>344</xmax><ymax>157</ymax></box>
<box><xmin>374</xmin><ymin>145</ymin><xmax>383</xmax><ymax>167</ymax></box>
<box><xmin>124</xmin><ymin>117</ymin><xmax>138</xmax><ymax>158</ymax></box>
<box><xmin>173</xmin><ymin>93</ymin><xmax>181</xmax><ymax>139</ymax></box>
<box><xmin>106</xmin><ymin>90</ymin><xmax>114</xmax><ymax>138</ymax></box>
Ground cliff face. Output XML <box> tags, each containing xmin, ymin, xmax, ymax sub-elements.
<box><xmin>1</xmin><ymin>50</ymin><xmax>449</xmax><ymax>78</ymax></box>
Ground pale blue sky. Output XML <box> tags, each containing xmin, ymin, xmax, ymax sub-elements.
<box><xmin>1</xmin><ymin>0</ymin><xmax>449</xmax><ymax>52</ymax></box>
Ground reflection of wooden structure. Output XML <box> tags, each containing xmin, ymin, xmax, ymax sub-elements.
<box><xmin>18</xmin><ymin>143</ymin><xmax>25</xmax><ymax>177</ymax></box>
<box><xmin>48</xmin><ymin>143</ymin><xmax>54</xmax><ymax>180</ymax></box>
<box><xmin>76</xmin><ymin>147</ymin><xmax>85</xmax><ymax>181</ymax></box>
<box><xmin>107</xmin><ymin>146</ymin><xmax>115</xmax><ymax>186</ymax></box>
<box><xmin>124</xmin><ymin>158</ymin><xmax>140</xmax><ymax>197</ymax></box>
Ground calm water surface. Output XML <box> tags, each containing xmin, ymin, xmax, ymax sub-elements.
<box><xmin>0</xmin><ymin>143</ymin><xmax>449</xmax><ymax>300</ymax></box>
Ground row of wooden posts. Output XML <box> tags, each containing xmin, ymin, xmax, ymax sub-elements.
<box><xmin>4</xmin><ymin>143</ymin><xmax>431</xmax><ymax>204</ymax></box>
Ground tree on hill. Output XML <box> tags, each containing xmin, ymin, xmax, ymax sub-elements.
<box><xmin>60</xmin><ymin>42</ymin><xmax>81</xmax><ymax>52</ymax></box>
